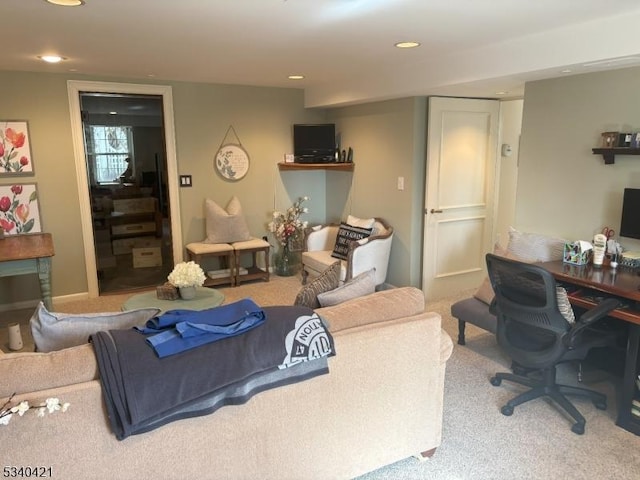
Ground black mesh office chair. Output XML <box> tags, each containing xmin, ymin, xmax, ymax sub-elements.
<box><xmin>485</xmin><ymin>253</ymin><xmax>620</xmax><ymax>434</ymax></box>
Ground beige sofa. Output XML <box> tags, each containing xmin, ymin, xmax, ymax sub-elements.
<box><xmin>1</xmin><ymin>287</ymin><xmax>453</xmax><ymax>480</ymax></box>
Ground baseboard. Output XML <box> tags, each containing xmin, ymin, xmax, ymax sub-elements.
<box><xmin>0</xmin><ymin>292</ymin><xmax>90</xmax><ymax>312</ymax></box>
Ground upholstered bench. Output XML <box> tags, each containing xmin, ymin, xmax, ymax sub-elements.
<box><xmin>186</xmin><ymin>242</ymin><xmax>235</xmax><ymax>287</ymax></box>
<box><xmin>231</xmin><ymin>237</ymin><xmax>270</xmax><ymax>286</ymax></box>
<box><xmin>450</xmin><ymin>297</ymin><xmax>496</xmax><ymax>345</ymax></box>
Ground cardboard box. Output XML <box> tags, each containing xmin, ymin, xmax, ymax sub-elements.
<box><xmin>132</xmin><ymin>247</ymin><xmax>162</xmax><ymax>268</ymax></box>
<box><xmin>563</xmin><ymin>242</ymin><xmax>591</xmax><ymax>266</ymax></box>
<box><xmin>112</xmin><ymin>236</ymin><xmax>162</xmax><ymax>255</ymax></box>
<box><xmin>111</xmin><ymin>222</ymin><xmax>157</xmax><ymax>236</ymax></box>
<box><xmin>112</xmin><ymin>197</ymin><xmax>157</xmax><ymax>214</ymax></box>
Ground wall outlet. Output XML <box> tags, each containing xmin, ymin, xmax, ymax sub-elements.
<box><xmin>397</xmin><ymin>176</ymin><xmax>405</xmax><ymax>191</ymax></box>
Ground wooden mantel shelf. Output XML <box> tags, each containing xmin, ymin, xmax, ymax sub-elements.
<box><xmin>277</xmin><ymin>162</ymin><xmax>354</xmax><ymax>172</ymax></box>
<box><xmin>592</xmin><ymin>147</ymin><xmax>640</xmax><ymax>165</ymax></box>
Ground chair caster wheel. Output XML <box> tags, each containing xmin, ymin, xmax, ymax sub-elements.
<box><xmin>490</xmin><ymin>377</ymin><xmax>501</xmax><ymax>386</ymax></box>
<box><xmin>594</xmin><ymin>401</ymin><xmax>607</xmax><ymax>410</ymax></box>
<box><xmin>500</xmin><ymin>405</ymin><xmax>514</xmax><ymax>416</ymax></box>
<box><xmin>571</xmin><ymin>423</ymin><xmax>585</xmax><ymax>435</ymax></box>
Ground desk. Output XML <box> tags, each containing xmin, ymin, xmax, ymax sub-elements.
<box><xmin>0</xmin><ymin>233</ymin><xmax>54</xmax><ymax>310</ymax></box>
<box><xmin>538</xmin><ymin>260</ymin><xmax>640</xmax><ymax>435</ymax></box>
<box><xmin>122</xmin><ymin>287</ymin><xmax>224</xmax><ymax>314</ymax></box>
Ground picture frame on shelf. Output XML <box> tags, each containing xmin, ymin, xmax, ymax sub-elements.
<box><xmin>0</xmin><ymin>183</ymin><xmax>42</xmax><ymax>236</ymax></box>
<box><xmin>0</xmin><ymin>120</ymin><xmax>35</xmax><ymax>176</ymax></box>
<box><xmin>601</xmin><ymin>131</ymin><xmax>618</xmax><ymax>148</ymax></box>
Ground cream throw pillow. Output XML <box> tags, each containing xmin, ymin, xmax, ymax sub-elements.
<box><xmin>204</xmin><ymin>196</ymin><xmax>251</xmax><ymax>244</ymax></box>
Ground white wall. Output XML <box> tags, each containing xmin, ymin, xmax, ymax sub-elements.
<box><xmin>517</xmin><ymin>66</ymin><xmax>640</xmax><ymax>252</ymax></box>
<box><xmin>495</xmin><ymin>99</ymin><xmax>523</xmax><ymax>246</ymax></box>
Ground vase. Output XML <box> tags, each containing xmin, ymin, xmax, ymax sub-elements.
<box><xmin>179</xmin><ymin>285</ymin><xmax>197</xmax><ymax>300</ymax></box>
<box><xmin>275</xmin><ymin>242</ymin><xmax>300</xmax><ymax>277</ymax></box>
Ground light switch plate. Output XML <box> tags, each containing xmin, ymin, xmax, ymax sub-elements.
<box><xmin>180</xmin><ymin>175</ymin><xmax>192</xmax><ymax>187</ymax></box>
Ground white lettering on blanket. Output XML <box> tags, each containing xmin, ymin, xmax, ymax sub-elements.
<box><xmin>279</xmin><ymin>313</ymin><xmax>333</xmax><ymax>369</ymax></box>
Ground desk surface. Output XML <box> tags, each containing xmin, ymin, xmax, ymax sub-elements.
<box><xmin>538</xmin><ymin>260</ymin><xmax>640</xmax><ymax>303</ymax></box>
<box><xmin>0</xmin><ymin>233</ymin><xmax>54</xmax><ymax>262</ymax></box>
<box><xmin>122</xmin><ymin>287</ymin><xmax>225</xmax><ymax>314</ymax></box>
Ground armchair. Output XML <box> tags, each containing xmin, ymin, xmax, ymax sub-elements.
<box><xmin>485</xmin><ymin>253</ymin><xmax>620</xmax><ymax>434</ymax></box>
<box><xmin>301</xmin><ymin>217</ymin><xmax>393</xmax><ymax>286</ymax></box>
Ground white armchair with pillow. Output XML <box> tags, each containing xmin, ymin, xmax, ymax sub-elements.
<box><xmin>301</xmin><ymin>216</ymin><xmax>393</xmax><ymax>286</ymax></box>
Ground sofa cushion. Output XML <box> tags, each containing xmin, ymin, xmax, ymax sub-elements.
<box><xmin>331</xmin><ymin>222</ymin><xmax>372</xmax><ymax>261</ymax></box>
<box><xmin>294</xmin><ymin>261</ymin><xmax>341</xmax><ymax>309</ymax></box>
<box><xmin>317</xmin><ymin>287</ymin><xmax>425</xmax><ymax>332</ymax></box>
<box><xmin>0</xmin><ymin>343</ymin><xmax>98</xmax><ymax>398</ymax></box>
<box><xmin>204</xmin><ymin>196</ymin><xmax>252</xmax><ymax>244</ymax></box>
<box><xmin>317</xmin><ymin>268</ymin><xmax>376</xmax><ymax>307</ymax></box>
<box><xmin>30</xmin><ymin>302</ymin><xmax>160</xmax><ymax>353</ymax></box>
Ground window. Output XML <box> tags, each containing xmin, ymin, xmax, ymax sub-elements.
<box><xmin>86</xmin><ymin>126</ymin><xmax>134</xmax><ymax>184</ymax></box>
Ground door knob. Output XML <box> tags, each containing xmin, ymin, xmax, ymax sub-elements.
<box><xmin>429</xmin><ymin>208</ymin><xmax>443</xmax><ymax>214</ymax></box>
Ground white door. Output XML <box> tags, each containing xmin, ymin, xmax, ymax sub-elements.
<box><xmin>422</xmin><ymin>97</ymin><xmax>499</xmax><ymax>301</ymax></box>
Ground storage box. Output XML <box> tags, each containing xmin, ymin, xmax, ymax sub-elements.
<box><xmin>563</xmin><ymin>242</ymin><xmax>591</xmax><ymax>266</ymax></box>
<box><xmin>132</xmin><ymin>247</ymin><xmax>162</xmax><ymax>268</ymax></box>
<box><xmin>111</xmin><ymin>222</ymin><xmax>157</xmax><ymax>236</ymax></box>
<box><xmin>112</xmin><ymin>197</ymin><xmax>157</xmax><ymax>214</ymax></box>
<box><xmin>112</xmin><ymin>236</ymin><xmax>162</xmax><ymax>255</ymax></box>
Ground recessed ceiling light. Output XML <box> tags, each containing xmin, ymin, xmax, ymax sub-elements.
<box><xmin>495</xmin><ymin>91</ymin><xmax>508</xmax><ymax>96</ymax></box>
<box><xmin>561</xmin><ymin>69</ymin><xmax>572</xmax><ymax>74</ymax></box>
<box><xmin>44</xmin><ymin>0</ymin><xmax>85</xmax><ymax>6</ymax></box>
<box><xmin>109</xmin><ymin>111</ymin><xmax>117</xmax><ymax>115</ymax></box>
<box><xmin>38</xmin><ymin>55</ymin><xmax>66</xmax><ymax>63</ymax></box>
<box><xmin>288</xmin><ymin>75</ymin><xmax>304</xmax><ymax>80</ymax></box>
<box><xmin>395</xmin><ymin>41</ymin><xmax>420</xmax><ymax>49</ymax></box>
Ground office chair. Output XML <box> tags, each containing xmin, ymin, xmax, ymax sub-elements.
<box><xmin>485</xmin><ymin>253</ymin><xmax>620</xmax><ymax>434</ymax></box>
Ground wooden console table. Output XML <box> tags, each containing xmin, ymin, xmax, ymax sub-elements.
<box><xmin>538</xmin><ymin>260</ymin><xmax>640</xmax><ymax>435</ymax></box>
<box><xmin>0</xmin><ymin>233</ymin><xmax>55</xmax><ymax>310</ymax></box>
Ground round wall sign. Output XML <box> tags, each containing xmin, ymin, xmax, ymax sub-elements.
<box><xmin>215</xmin><ymin>143</ymin><xmax>250</xmax><ymax>181</ymax></box>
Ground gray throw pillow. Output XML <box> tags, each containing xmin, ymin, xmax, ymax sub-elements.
<box><xmin>30</xmin><ymin>302</ymin><xmax>160</xmax><ymax>352</ymax></box>
<box><xmin>294</xmin><ymin>261</ymin><xmax>341</xmax><ymax>309</ymax></box>
<box><xmin>317</xmin><ymin>268</ymin><xmax>376</xmax><ymax>307</ymax></box>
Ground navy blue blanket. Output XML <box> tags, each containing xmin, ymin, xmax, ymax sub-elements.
<box><xmin>91</xmin><ymin>305</ymin><xmax>335</xmax><ymax>440</ymax></box>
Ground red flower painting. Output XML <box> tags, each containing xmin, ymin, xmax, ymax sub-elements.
<box><xmin>0</xmin><ymin>122</ymin><xmax>33</xmax><ymax>174</ymax></box>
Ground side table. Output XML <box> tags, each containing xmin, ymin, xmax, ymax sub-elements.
<box><xmin>122</xmin><ymin>287</ymin><xmax>224</xmax><ymax>314</ymax></box>
<box><xmin>0</xmin><ymin>233</ymin><xmax>55</xmax><ymax>310</ymax></box>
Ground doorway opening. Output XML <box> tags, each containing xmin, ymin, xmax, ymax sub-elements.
<box><xmin>80</xmin><ymin>93</ymin><xmax>173</xmax><ymax>294</ymax></box>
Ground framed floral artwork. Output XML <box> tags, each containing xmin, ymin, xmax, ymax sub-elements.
<box><xmin>0</xmin><ymin>120</ymin><xmax>35</xmax><ymax>176</ymax></box>
<box><xmin>0</xmin><ymin>183</ymin><xmax>42</xmax><ymax>236</ymax></box>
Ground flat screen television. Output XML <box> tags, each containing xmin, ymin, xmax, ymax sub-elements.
<box><xmin>620</xmin><ymin>187</ymin><xmax>640</xmax><ymax>240</ymax></box>
<box><xmin>293</xmin><ymin>124</ymin><xmax>336</xmax><ymax>162</ymax></box>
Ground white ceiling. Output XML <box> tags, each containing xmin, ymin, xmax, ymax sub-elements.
<box><xmin>2</xmin><ymin>0</ymin><xmax>640</xmax><ymax>108</ymax></box>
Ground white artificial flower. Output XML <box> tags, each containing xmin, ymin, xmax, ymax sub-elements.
<box><xmin>0</xmin><ymin>413</ymin><xmax>12</xmax><ymax>425</ymax></box>
<box><xmin>168</xmin><ymin>261</ymin><xmax>206</xmax><ymax>288</ymax></box>
<box><xmin>37</xmin><ymin>408</ymin><xmax>46</xmax><ymax>417</ymax></box>
<box><xmin>61</xmin><ymin>403</ymin><xmax>70</xmax><ymax>413</ymax></box>
<box><xmin>16</xmin><ymin>401</ymin><xmax>29</xmax><ymax>416</ymax></box>
<box><xmin>45</xmin><ymin>398</ymin><xmax>61</xmax><ymax>414</ymax></box>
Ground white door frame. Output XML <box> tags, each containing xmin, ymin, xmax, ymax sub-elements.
<box><xmin>67</xmin><ymin>80</ymin><xmax>183</xmax><ymax>298</ymax></box>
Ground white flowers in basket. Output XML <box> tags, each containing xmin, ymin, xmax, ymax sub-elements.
<box><xmin>0</xmin><ymin>393</ymin><xmax>70</xmax><ymax>426</ymax></box>
<box><xmin>167</xmin><ymin>261</ymin><xmax>206</xmax><ymax>288</ymax></box>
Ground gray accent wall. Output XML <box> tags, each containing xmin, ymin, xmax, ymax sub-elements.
<box><xmin>517</xmin><ymin>66</ymin><xmax>640</xmax><ymax>252</ymax></box>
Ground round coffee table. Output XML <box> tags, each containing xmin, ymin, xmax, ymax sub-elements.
<box><xmin>122</xmin><ymin>287</ymin><xmax>224</xmax><ymax>314</ymax></box>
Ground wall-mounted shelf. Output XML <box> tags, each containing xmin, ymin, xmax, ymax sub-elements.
<box><xmin>592</xmin><ymin>147</ymin><xmax>640</xmax><ymax>165</ymax></box>
<box><xmin>277</xmin><ymin>162</ymin><xmax>354</xmax><ymax>172</ymax></box>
